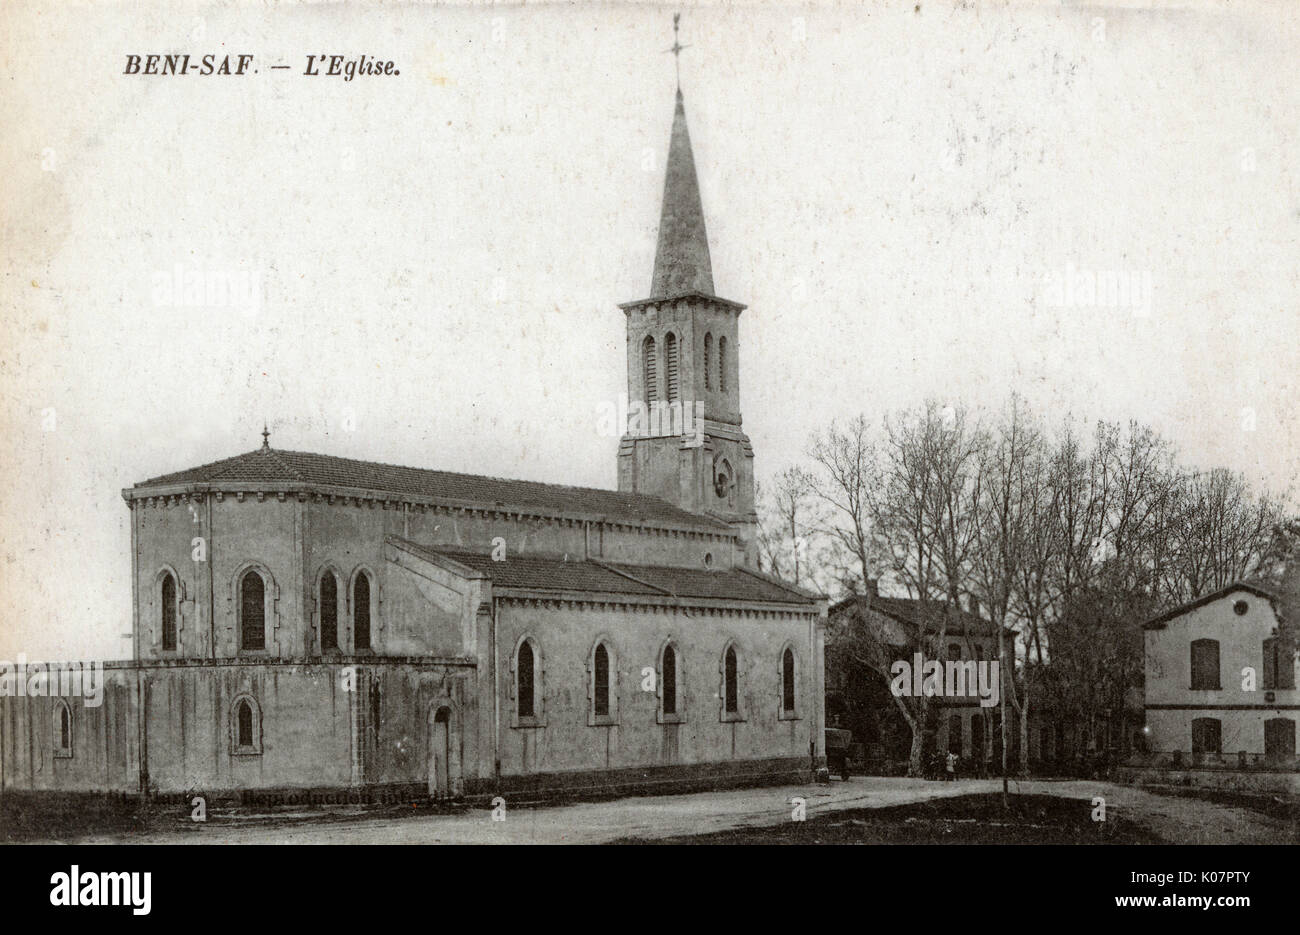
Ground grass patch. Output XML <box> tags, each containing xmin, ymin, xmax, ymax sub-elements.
<box><xmin>613</xmin><ymin>793</ymin><xmax>1163</xmax><ymax>844</ymax></box>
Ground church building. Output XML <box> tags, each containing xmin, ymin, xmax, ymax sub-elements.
<box><xmin>0</xmin><ymin>81</ymin><xmax>828</xmax><ymax>803</ymax></box>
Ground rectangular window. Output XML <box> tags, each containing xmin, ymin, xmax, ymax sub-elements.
<box><xmin>1190</xmin><ymin>639</ymin><xmax>1220</xmax><ymax>690</ymax></box>
<box><xmin>1191</xmin><ymin>717</ymin><xmax>1221</xmax><ymax>756</ymax></box>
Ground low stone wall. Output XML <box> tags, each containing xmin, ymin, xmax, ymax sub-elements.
<box><xmin>1118</xmin><ymin>765</ymin><xmax>1300</xmax><ymax>795</ymax></box>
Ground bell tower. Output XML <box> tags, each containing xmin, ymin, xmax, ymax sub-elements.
<box><xmin>617</xmin><ymin>75</ymin><xmax>758</xmax><ymax>565</ymax></box>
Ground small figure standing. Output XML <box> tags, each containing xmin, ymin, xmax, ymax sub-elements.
<box><xmin>945</xmin><ymin>751</ymin><xmax>958</xmax><ymax>781</ymax></box>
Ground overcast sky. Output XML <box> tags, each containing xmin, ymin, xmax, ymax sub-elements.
<box><xmin>2</xmin><ymin>0</ymin><xmax>1297</xmax><ymax>659</ymax></box>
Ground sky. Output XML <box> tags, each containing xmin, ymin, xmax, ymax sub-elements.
<box><xmin>1</xmin><ymin>0</ymin><xmax>1297</xmax><ymax>660</ymax></box>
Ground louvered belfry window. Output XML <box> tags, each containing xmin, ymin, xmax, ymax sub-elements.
<box><xmin>718</xmin><ymin>337</ymin><xmax>728</xmax><ymax>392</ymax></box>
<box><xmin>642</xmin><ymin>336</ymin><xmax>657</xmax><ymax>403</ymax></box>
<box><xmin>704</xmin><ymin>334</ymin><xmax>712</xmax><ymax>390</ymax></box>
<box><xmin>665</xmin><ymin>332</ymin><xmax>679</xmax><ymax>402</ymax></box>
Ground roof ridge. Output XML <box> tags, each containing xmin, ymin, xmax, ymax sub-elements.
<box><xmin>264</xmin><ymin>447</ymin><xmax>307</xmax><ymax>481</ymax></box>
<box><xmin>591</xmin><ymin>559</ymin><xmax>676</xmax><ymax>596</ymax></box>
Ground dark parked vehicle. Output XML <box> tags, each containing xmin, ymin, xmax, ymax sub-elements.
<box><xmin>825</xmin><ymin>728</ymin><xmax>854</xmax><ymax>780</ymax></box>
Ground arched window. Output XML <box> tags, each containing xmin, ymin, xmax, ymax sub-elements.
<box><xmin>781</xmin><ymin>646</ymin><xmax>797</xmax><ymax>716</ymax></box>
<box><xmin>718</xmin><ymin>336</ymin><xmax>728</xmax><ymax>392</ymax></box>
<box><xmin>161</xmin><ymin>572</ymin><xmax>177</xmax><ymax>651</ymax></box>
<box><xmin>703</xmin><ymin>333</ymin><xmax>713</xmax><ymax>390</ymax></box>
<box><xmin>664</xmin><ymin>332</ymin><xmax>679</xmax><ymax>402</ymax></box>
<box><xmin>240</xmin><ymin>571</ymin><xmax>265</xmax><ymax>651</ymax></box>
<box><xmin>1190</xmin><ymin>638</ymin><xmax>1220</xmax><ymax>690</ymax></box>
<box><xmin>353</xmin><ymin>571</ymin><xmax>371</xmax><ymax>651</ymax></box>
<box><xmin>724</xmin><ymin>644</ymin><xmax>739</xmax><ymax>716</ymax></box>
<box><xmin>53</xmin><ymin>700</ymin><xmax>72</xmax><ymax>758</ymax></box>
<box><xmin>517</xmin><ymin>639</ymin><xmax>535</xmax><ymax>719</ymax></box>
<box><xmin>642</xmin><ymin>335</ymin><xmax>658</xmax><ymax>403</ymax></box>
<box><xmin>320</xmin><ymin>571</ymin><xmax>338</xmax><ymax>652</ymax></box>
<box><xmin>231</xmin><ymin>694</ymin><xmax>262</xmax><ymax>755</ymax></box>
<box><xmin>594</xmin><ymin>643</ymin><xmax>610</xmax><ymax>717</ymax></box>
<box><xmin>662</xmin><ymin>643</ymin><xmax>679</xmax><ymax>717</ymax></box>
<box><xmin>238</xmin><ymin>700</ymin><xmax>254</xmax><ymax>747</ymax></box>
<box><xmin>949</xmin><ymin>715</ymin><xmax>963</xmax><ymax>755</ymax></box>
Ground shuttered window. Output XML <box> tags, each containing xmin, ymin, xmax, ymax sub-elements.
<box><xmin>642</xmin><ymin>336</ymin><xmax>657</xmax><ymax>403</ymax></box>
<box><xmin>1190</xmin><ymin>638</ymin><xmax>1220</xmax><ymax>690</ymax></box>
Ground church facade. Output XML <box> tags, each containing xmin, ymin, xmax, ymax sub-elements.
<box><xmin>0</xmin><ymin>86</ymin><xmax>828</xmax><ymax>803</ymax></box>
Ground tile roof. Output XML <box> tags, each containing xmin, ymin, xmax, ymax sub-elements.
<box><xmin>132</xmin><ymin>446</ymin><xmax>730</xmax><ymax>531</ymax></box>
<box><xmin>392</xmin><ymin>540</ymin><xmax>817</xmax><ymax>606</ymax></box>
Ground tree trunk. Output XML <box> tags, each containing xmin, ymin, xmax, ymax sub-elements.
<box><xmin>907</xmin><ymin>723</ymin><xmax>925</xmax><ymax>777</ymax></box>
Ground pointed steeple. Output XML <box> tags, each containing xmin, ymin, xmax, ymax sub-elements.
<box><xmin>651</xmin><ymin>89</ymin><xmax>715</xmax><ymax>298</ymax></box>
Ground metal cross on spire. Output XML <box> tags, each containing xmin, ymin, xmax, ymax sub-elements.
<box><xmin>664</xmin><ymin>13</ymin><xmax>690</xmax><ymax>89</ymax></box>
<box><xmin>261</xmin><ymin>423</ymin><xmax>270</xmax><ymax>449</ymax></box>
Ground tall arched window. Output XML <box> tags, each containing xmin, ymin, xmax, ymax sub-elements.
<box><xmin>238</xmin><ymin>699</ymin><xmax>254</xmax><ymax>747</ymax></box>
<box><xmin>161</xmin><ymin>572</ymin><xmax>177</xmax><ymax>651</ymax></box>
<box><xmin>517</xmin><ymin>639</ymin><xmax>536</xmax><ymax>719</ymax></box>
<box><xmin>320</xmin><ymin>571</ymin><xmax>338</xmax><ymax>651</ymax></box>
<box><xmin>724</xmin><ymin>645</ymin><xmax>739</xmax><ymax>715</ymax></box>
<box><xmin>353</xmin><ymin>571</ymin><xmax>371</xmax><ymax>651</ymax></box>
<box><xmin>642</xmin><ymin>335</ymin><xmax>658</xmax><ymax>403</ymax></box>
<box><xmin>718</xmin><ymin>336</ymin><xmax>728</xmax><ymax>392</ymax></box>
<box><xmin>664</xmin><ymin>332</ymin><xmax>679</xmax><ymax>402</ymax></box>
<box><xmin>662</xmin><ymin>643</ymin><xmax>678</xmax><ymax>717</ymax></box>
<box><xmin>240</xmin><ymin>571</ymin><xmax>265</xmax><ymax>651</ymax></box>
<box><xmin>703</xmin><ymin>333</ymin><xmax>713</xmax><ymax>390</ymax></box>
<box><xmin>1190</xmin><ymin>638</ymin><xmax>1220</xmax><ymax>690</ymax></box>
<box><xmin>53</xmin><ymin>700</ymin><xmax>72</xmax><ymax>757</ymax></box>
<box><xmin>781</xmin><ymin>646</ymin><xmax>796</xmax><ymax>716</ymax></box>
<box><xmin>594</xmin><ymin>643</ymin><xmax>610</xmax><ymax>717</ymax></box>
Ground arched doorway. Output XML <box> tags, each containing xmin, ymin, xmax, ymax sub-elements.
<box><xmin>427</xmin><ymin>704</ymin><xmax>459</xmax><ymax>797</ymax></box>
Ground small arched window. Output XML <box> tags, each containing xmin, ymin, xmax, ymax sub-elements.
<box><xmin>161</xmin><ymin>572</ymin><xmax>177</xmax><ymax>651</ymax></box>
<box><xmin>231</xmin><ymin>694</ymin><xmax>262</xmax><ymax>755</ymax></box>
<box><xmin>718</xmin><ymin>336</ymin><xmax>728</xmax><ymax>392</ymax></box>
<box><xmin>240</xmin><ymin>571</ymin><xmax>265</xmax><ymax>651</ymax></box>
<box><xmin>594</xmin><ymin>643</ymin><xmax>610</xmax><ymax>717</ymax></box>
<box><xmin>354</xmin><ymin>571</ymin><xmax>371</xmax><ymax>651</ymax></box>
<box><xmin>662</xmin><ymin>643</ymin><xmax>679</xmax><ymax>717</ymax></box>
<box><xmin>642</xmin><ymin>335</ymin><xmax>658</xmax><ymax>403</ymax></box>
<box><xmin>53</xmin><ymin>700</ymin><xmax>73</xmax><ymax>758</ymax></box>
<box><xmin>703</xmin><ymin>333</ymin><xmax>713</xmax><ymax>390</ymax></box>
<box><xmin>781</xmin><ymin>646</ymin><xmax>796</xmax><ymax>716</ymax></box>
<box><xmin>320</xmin><ymin>571</ymin><xmax>338</xmax><ymax>652</ymax></box>
<box><xmin>664</xmin><ymin>332</ymin><xmax>679</xmax><ymax>402</ymax></box>
<box><xmin>517</xmin><ymin>639</ymin><xmax>536</xmax><ymax>719</ymax></box>
<box><xmin>724</xmin><ymin>645</ymin><xmax>739</xmax><ymax>715</ymax></box>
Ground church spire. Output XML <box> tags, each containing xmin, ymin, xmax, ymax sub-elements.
<box><xmin>650</xmin><ymin>67</ymin><xmax>714</xmax><ymax>297</ymax></box>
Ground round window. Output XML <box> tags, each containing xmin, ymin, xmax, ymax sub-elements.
<box><xmin>704</xmin><ymin>552</ymin><xmax>713</xmax><ymax>567</ymax></box>
<box><xmin>1233</xmin><ymin>600</ymin><xmax>1249</xmax><ymax>616</ymax></box>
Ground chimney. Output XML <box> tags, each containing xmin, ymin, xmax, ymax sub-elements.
<box><xmin>967</xmin><ymin>593</ymin><xmax>980</xmax><ymax>618</ymax></box>
<box><xmin>866</xmin><ymin>578</ymin><xmax>879</xmax><ymax>601</ymax></box>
